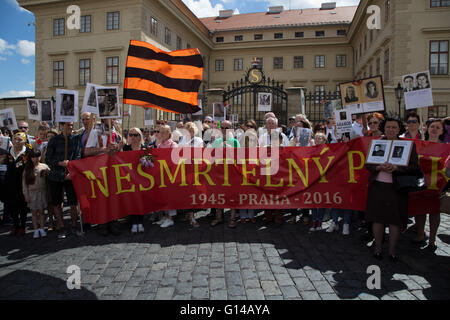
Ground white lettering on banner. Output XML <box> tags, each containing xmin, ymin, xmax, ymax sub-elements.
<box><xmin>366</xmin><ymin>265</ymin><xmax>381</xmax><ymax>290</ymax></box>
<box><xmin>366</xmin><ymin>5</ymin><xmax>381</xmax><ymax>30</ymax></box>
<box><xmin>66</xmin><ymin>5</ymin><xmax>81</xmax><ymax>30</ymax></box>
<box><xmin>66</xmin><ymin>265</ymin><xmax>81</xmax><ymax>290</ymax></box>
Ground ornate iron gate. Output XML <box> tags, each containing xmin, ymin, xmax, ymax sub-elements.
<box><xmin>223</xmin><ymin>64</ymin><xmax>288</xmax><ymax>128</ymax></box>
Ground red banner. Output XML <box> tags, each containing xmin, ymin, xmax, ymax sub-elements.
<box><xmin>67</xmin><ymin>137</ymin><xmax>449</xmax><ymax>224</ymax></box>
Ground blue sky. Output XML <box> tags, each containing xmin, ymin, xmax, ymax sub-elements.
<box><xmin>0</xmin><ymin>0</ymin><xmax>359</xmax><ymax>99</ymax></box>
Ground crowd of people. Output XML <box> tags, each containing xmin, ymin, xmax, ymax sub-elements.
<box><xmin>0</xmin><ymin>111</ymin><xmax>448</xmax><ymax>261</ymax></box>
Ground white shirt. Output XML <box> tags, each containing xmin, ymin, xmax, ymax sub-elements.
<box><xmin>178</xmin><ymin>136</ymin><xmax>204</xmax><ymax>147</ymax></box>
<box><xmin>259</xmin><ymin>131</ymin><xmax>290</xmax><ymax>147</ymax></box>
<box><xmin>10</xmin><ymin>146</ymin><xmax>26</xmax><ymax>160</ymax></box>
<box><xmin>351</xmin><ymin>121</ymin><xmax>365</xmax><ymax>138</ymax></box>
<box><xmin>326</xmin><ymin>126</ymin><xmax>338</xmax><ymax>143</ymax></box>
<box><xmin>85</xmin><ymin>128</ymin><xmax>119</xmax><ymax>149</ymax></box>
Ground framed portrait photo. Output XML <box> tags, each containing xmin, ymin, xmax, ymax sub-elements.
<box><xmin>27</xmin><ymin>98</ymin><xmax>40</xmax><ymax>121</ymax></box>
<box><xmin>82</xmin><ymin>83</ymin><xmax>100</xmax><ymax>115</ymax></box>
<box><xmin>55</xmin><ymin>89</ymin><xmax>79</xmax><ymax>123</ymax></box>
<box><xmin>40</xmin><ymin>99</ymin><xmax>53</xmax><ymax>122</ymax></box>
<box><xmin>96</xmin><ymin>86</ymin><xmax>121</xmax><ymax>119</ymax></box>
<box><xmin>258</xmin><ymin>92</ymin><xmax>272</xmax><ymax>112</ymax></box>
<box><xmin>0</xmin><ymin>108</ymin><xmax>18</xmax><ymax>131</ymax></box>
<box><xmin>366</xmin><ymin>139</ymin><xmax>392</xmax><ymax>165</ymax></box>
<box><xmin>387</xmin><ymin>140</ymin><xmax>413</xmax><ymax>166</ymax></box>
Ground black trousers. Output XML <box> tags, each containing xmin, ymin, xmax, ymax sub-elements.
<box><xmin>5</xmin><ymin>203</ymin><xmax>28</xmax><ymax>229</ymax></box>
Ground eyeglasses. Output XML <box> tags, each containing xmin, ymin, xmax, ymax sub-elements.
<box><xmin>128</xmin><ymin>133</ymin><xmax>140</xmax><ymax>137</ymax></box>
<box><xmin>154</xmin><ymin>130</ymin><xmax>160</xmax><ymax>133</ymax></box>
<box><xmin>205</xmin><ymin>120</ymin><xmax>212</xmax><ymax>123</ymax></box>
<box><xmin>407</xmin><ymin>120</ymin><xmax>418</xmax><ymax>124</ymax></box>
<box><xmin>221</xmin><ymin>127</ymin><xmax>231</xmax><ymax>130</ymax></box>
<box><xmin>368</xmin><ymin>121</ymin><xmax>379</xmax><ymax>125</ymax></box>
<box><xmin>19</xmin><ymin>126</ymin><xmax>28</xmax><ymax>129</ymax></box>
<box><xmin>246</xmin><ymin>124</ymin><xmax>254</xmax><ymax>128</ymax></box>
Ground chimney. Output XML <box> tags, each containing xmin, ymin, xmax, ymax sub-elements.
<box><xmin>268</xmin><ymin>6</ymin><xmax>283</xmax><ymax>14</ymax></box>
<box><xmin>218</xmin><ymin>10</ymin><xmax>233</xmax><ymax>18</ymax></box>
<box><xmin>320</xmin><ymin>2</ymin><xmax>336</xmax><ymax>10</ymax></box>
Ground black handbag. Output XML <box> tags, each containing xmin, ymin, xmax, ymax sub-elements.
<box><xmin>393</xmin><ymin>170</ymin><xmax>427</xmax><ymax>193</ymax></box>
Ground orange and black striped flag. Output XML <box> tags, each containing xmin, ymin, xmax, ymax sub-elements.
<box><xmin>123</xmin><ymin>40</ymin><xmax>203</xmax><ymax>114</ymax></box>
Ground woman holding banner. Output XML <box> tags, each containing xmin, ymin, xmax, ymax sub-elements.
<box><xmin>365</xmin><ymin>117</ymin><xmax>419</xmax><ymax>262</ymax></box>
<box><xmin>122</xmin><ymin>127</ymin><xmax>147</xmax><ymax>233</ymax></box>
<box><xmin>413</xmin><ymin>119</ymin><xmax>446</xmax><ymax>251</ymax></box>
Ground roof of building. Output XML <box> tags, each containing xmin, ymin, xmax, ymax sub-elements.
<box><xmin>200</xmin><ymin>6</ymin><xmax>358</xmax><ymax>32</ymax></box>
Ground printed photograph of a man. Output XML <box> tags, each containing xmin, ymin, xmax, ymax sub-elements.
<box><xmin>344</xmin><ymin>86</ymin><xmax>359</xmax><ymax>103</ymax></box>
<box><xmin>403</xmin><ymin>75</ymin><xmax>415</xmax><ymax>92</ymax></box>
<box><xmin>339</xmin><ymin>111</ymin><xmax>347</xmax><ymax>121</ymax></box>
<box><xmin>61</xmin><ymin>94</ymin><xmax>75</xmax><ymax>116</ymax></box>
<box><xmin>392</xmin><ymin>146</ymin><xmax>404</xmax><ymax>158</ymax></box>
<box><xmin>372</xmin><ymin>144</ymin><xmax>385</xmax><ymax>157</ymax></box>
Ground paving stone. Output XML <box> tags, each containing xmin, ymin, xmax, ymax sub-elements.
<box><xmin>293</xmin><ymin>277</ymin><xmax>315</xmax><ymax>291</ymax></box>
<box><xmin>210</xmin><ymin>278</ymin><xmax>226</xmax><ymax>291</ymax></box>
<box><xmin>246</xmin><ymin>288</ymin><xmax>265</xmax><ymax>300</ymax></box>
<box><xmin>274</xmin><ymin>274</ymin><xmax>295</xmax><ymax>287</ymax></box>
<box><xmin>312</xmin><ymin>280</ymin><xmax>335</xmax><ymax>294</ymax></box>
<box><xmin>192</xmin><ymin>287</ymin><xmax>209</xmax><ymax>299</ymax></box>
<box><xmin>175</xmin><ymin>282</ymin><xmax>192</xmax><ymax>295</ymax></box>
<box><xmin>155</xmin><ymin>287</ymin><xmax>175</xmax><ymax>300</ymax></box>
<box><xmin>261</xmin><ymin>280</ymin><xmax>282</xmax><ymax>296</ymax></box>
<box><xmin>300</xmin><ymin>290</ymin><xmax>321</xmax><ymax>300</ymax></box>
<box><xmin>210</xmin><ymin>290</ymin><xmax>227</xmax><ymax>300</ymax></box>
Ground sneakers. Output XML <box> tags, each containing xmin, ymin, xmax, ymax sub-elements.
<box><xmin>160</xmin><ymin>219</ymin><xmax>174</xmax><ymax>228</ymax></box>
<box><xmin>33</xmin><ymin>230</ymin><xmax>40</xmax><ymax>239</ymax></box>
<box><xmin>137</xmin><ymin>224</ymin><xmax>144</xmax><ymax>233</ymax></box>
<box><xmin>156</xmin><ymin>217</ymin><xmax>167</xmax><ymax>225</ymax></box>
<box><xmin>39</xmin><ymin>228</ymin><xmax>47</xmax><ymax>237</ymax></box>
<box><xmin>342</xmin><ymin>223</ymin><xmax>350</xmax><ymax>235</ymax></box>
<box><xmin>131</xmin><ymin>224</ymin><xmax>138</xmax><ymax>234</ymax></box>
<box><xmin>326</xmin><ymin>221</ymin><xmax>339</xmax><ymax>233</ymax></box>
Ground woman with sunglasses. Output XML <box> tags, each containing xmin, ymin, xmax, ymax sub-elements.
<box><xmin>401</xmin><ymin>111</ymin><xmax>423</xmax><ymax>140</ymax></box>
<box><xmin>367</xmin><ymin>113</ymin><xmax>384</xmax><ymax>137</ymax></box>
<box><xmin>122</xmin><ymin>128</ymin><xmax>147</xmax><ymax>233</ymax></box>
<box><xmin>412</xmin><ymin>118</ymin><xmax>447</xmax><ymax>251</ymax></box>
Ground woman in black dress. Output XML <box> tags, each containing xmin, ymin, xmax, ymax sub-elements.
<box><xmin>365</xmin><ymin>117</ymin><xmax>420</xmax><ymax>261</ymax></box>
<box><xmin>5</xmin><ymin>132</ymin><xmax>32</xmax><ymax>236</ymax></box>
<box><xmin>122</xmin><ymin>127</ymin><xmax>147</xmax><ymax>234</ymax></box>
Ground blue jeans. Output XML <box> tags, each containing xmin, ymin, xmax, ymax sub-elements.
<box><xmin>312</xmin><ymin>208</ymin><xmax>325</xmax><ymax>222</ymax></box>
<box><xmin>331</xmin><ymin>209</ymin><xmax>352</xmax><ymax>224</ymax></box>
<box><xmin>239</xmin><ymin>209</ymin><xmax>255</xmax><ymax>219</ymax></box>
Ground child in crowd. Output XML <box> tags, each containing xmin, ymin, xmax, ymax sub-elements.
<box><xmin>22</xmin><ymin>149</ymin><xmax>50</xmax><ymax>238</ymax></box>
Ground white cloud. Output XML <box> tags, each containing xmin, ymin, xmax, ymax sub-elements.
<box><xmin>16</xmin><ymin>40</ymin><xmax>35</xmax><ymax>57</ymax></box>
<box><xmin>6</xmin><ymin>0</ymin><xmax>32</xmax><ymax>14</ymax></box>
<box><xmin>0</xmin><ymin>38</ymin><xmax>15</xmax><ymax>57</ymax></box>
<box><xmin>0</xmin><ymin>90</ymin><xmax>35</xmax><ymax>99</ymax></box>
<box><xmin>183</xmin><ymin>0</ymin><xmax>225</xmax><ymax>17</ymax></box>
<box><xmin>21</xmin><ymin>58</ymin><xmax>30</xmax><ymax>64</ymax></box>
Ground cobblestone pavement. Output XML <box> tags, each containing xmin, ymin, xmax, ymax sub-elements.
<box><xmin>0</xmin><ymin>208</ymin><xmax>449</xmax><ymax>300</ymax></box>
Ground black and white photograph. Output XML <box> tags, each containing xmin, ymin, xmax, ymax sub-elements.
<box><xmin>55</xmin><ymin>89</ymin><xmax>79</xmax><ymax>123</ymax></box>
<box><xmin>364</xmin><ymin>81</ymin><xmax>379</xmax><ymax>99</ymax></box>
<box><xmin>366</xmin><ymin>139</ymin><xmax>391</xmax><ymax>165</ymax></box>
<box><xmin>40</xmin><ymin>100</ymin><xmax>53</xmax><ymax>122</ymax></box>
<box><xmin>0</xmin><ymin>108</ymin><xmax>18</xmax><ymax>131</ymax></box>
<box><xmin>339</xmin><ymin>111</ymin><xmax>347</xmax><ymax>121</ymax></box>
<box><xmin>258</xmin><ymin>92</ymin><xmax>272</xmax><ymax>112</ymax></box>
<box><xmin>388</xmin><ymin>140</ymin><xmax>413</xmax><ymax>166</ymax></box>
<box><xmin>0</xmin><ymin>136</ymin><xmax>10</xmax><ymax>151</ymax></box>
<box><xmin>96</xmin><ymin>86</ymin><xmax>120</xmax><ymax>119</ymax></box>
<box><xmin>213</xmin><ymin>102</ymin><xmax>226</xmax><ymax>121</ymax></box>
<box><xmin>403</xmin><ymin>71</ymin><xmax>433</xmax><ymax>110</ymax></box>
<box><xmin>82</xmin><ymin>83</ymin><xmax>100</xmax><ymax>115</ymax></box>
<box><xmin>27</xmin><ymin>98</ymin><xmax>40</xmax><ymax>121</ymax></box>
<box><xmin>340</xmin><ymin>76</ymin><xmax>385</xmax><ymax>114</ymax></box>
<box><xmin>372</xmin><ymin>144</ymin><xmax>386</xmax><ymax>157</ymax></box>
<box><xmin>392</xmin><ymin>146</ymin><xmax>404</xmax><ymax>158</ymax></box>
